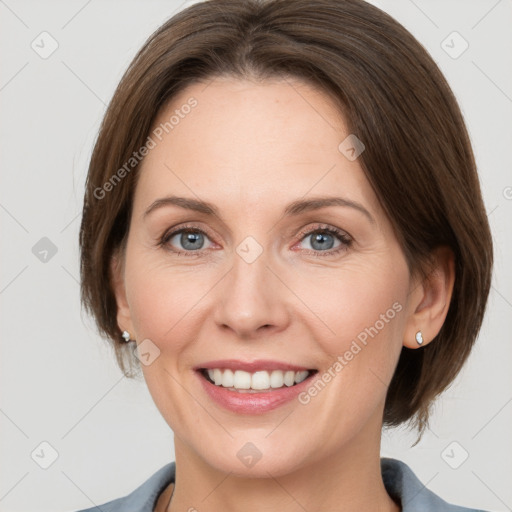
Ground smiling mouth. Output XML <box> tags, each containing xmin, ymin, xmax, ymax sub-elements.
<box><xmin>199</xmin><ymin>368</ymin><xmax>318</xmax><ymax>393</ymax></box>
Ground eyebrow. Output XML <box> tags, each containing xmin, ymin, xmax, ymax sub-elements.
<box><xmin>143</xmin><ymin>195</ymin><xmax>375</xmax><ymax>223</ymax></box>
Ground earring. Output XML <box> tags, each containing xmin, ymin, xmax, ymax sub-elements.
<box><xmin>122</xmin><ymin>330</ymin><xmax>132</xmax><ymax>343</ymax></box>
<box><xmin>415</xmin><ymin>331</ymin><xmax>424</xmax><ymax>346</ymax></box>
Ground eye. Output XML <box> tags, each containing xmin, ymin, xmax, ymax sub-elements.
<box><xmin>159</xmin><ymin>224</ymin><xmax>215</xmax><ymax>256</ymax></box>
<box><xmin>159</xmin><ymin>223</ymin><xmax>352</xmax><ymax>258</ymax></box>
<box><xmin>295</xmin><ymin>225</ymin><xmax>352</xmax><ymax>256</ymax></box>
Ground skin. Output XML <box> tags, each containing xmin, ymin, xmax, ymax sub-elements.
<box><xmin>112</xmin><ymin>76</ymin><xmax>455</xmax><ymax>512</ymax></box>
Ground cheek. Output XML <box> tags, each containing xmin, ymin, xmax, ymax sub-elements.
<box><xmin>123</xmin><ymin>249</ymin><xmax>205</xmax><ymax>344</ymax></box>
<box><xmin>291</xmin><ymin>259</ymin><xmax>409</xmax><ymax>353</ymax></box>
<box><xmin>290</xmin><ymin>263</ymin><xmax>409</xmax><ymax>435</ymax></box>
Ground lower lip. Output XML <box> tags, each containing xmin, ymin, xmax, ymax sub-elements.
<box><xmin>196</xmin><ymin>371</ymin><xmax>314</xmax><ymax>414</ymax></box>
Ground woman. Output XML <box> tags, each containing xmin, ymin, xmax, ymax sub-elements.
<box><xmin>77</xmin><ymin>0</ymin><xmax>493</xmax><ymax>510</ymax></box>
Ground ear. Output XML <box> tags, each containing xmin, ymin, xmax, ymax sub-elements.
<box><xmin>110</xmin><ymin>250</ymin><xmax>134</xmax><ymax>337</ymax></box>
<box><xmin>403</xmin><ymin>246</ymin><xmax>455</xmax><ymax>349</ymax></box>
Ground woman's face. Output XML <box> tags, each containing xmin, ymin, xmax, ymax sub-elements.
<box><xmin>115</xmin><ymin>77</ymin><xmax>419</xmax><ymax>476</ymax></box>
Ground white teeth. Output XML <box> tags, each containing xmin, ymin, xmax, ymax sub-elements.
<box><xmin>204</xmin><ymin>368</ymin><xmax>312</xmax><ymax>390</ymax></box>
<box><xmin>283</xmin><ymin>371</ymin><xmax>295</xmax><ymax>387</ymax></box>
<box><xmin>213</xmin><ymin>369</ymin><xmax>223</xmax><ymax>386</ymax></box>
<box><xmin>294</xmin><ymin>370</ymin><xmax>309</xmax><ymax>384</ymax></box>
<box><xmin>251</xmin><ymin>371</ymin><xmax>270</xmax><ymax>390</ymax></box>
<box><xmin>269</xmin><ymin>370</ymin><xmax>284</xmax><ymax>388</ymax></box>
<box><xmin>222</xmin><ymin>369</ymin><xmax>234</xmax><ymax>387</ymax></box>
<box><xmin>233</xmin><ymin>370</ymin><xmax>251</xmax><ymax>389</ymax></box>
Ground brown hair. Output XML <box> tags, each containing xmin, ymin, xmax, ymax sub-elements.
<box><xmin>79</xmin><ymin>0</ymin><xmax>493</xmax><ymax>438</ymax></box>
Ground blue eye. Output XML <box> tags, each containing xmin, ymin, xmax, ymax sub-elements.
<box><xmin>305</xmin><ymin>231</ymin><xmax>337</xmax><ymax>251</ymax></box>
<box><xmin>296</xmin><ymin>226</ymin><xmax>352</xmax><ymax>256</ymax></box>
<box><xmin>161</xmin><ymin>227</ymin><xmax>213</xmax><ymax>254</ymax></box>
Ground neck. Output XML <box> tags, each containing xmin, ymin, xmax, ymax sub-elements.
<box><xmin>167</xmin><ymin>414</ymin><xmax>400</xmax><ymax>512</ymax></box>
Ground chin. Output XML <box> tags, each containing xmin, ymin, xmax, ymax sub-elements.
<box><xmin>193</xmin><ymin>436</ymin><xmax>313</xmax><ymax>479</ymax></box>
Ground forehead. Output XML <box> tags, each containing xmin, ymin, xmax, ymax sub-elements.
<box><xmin>135</xmin><ymin>77</ymin><xmax>380</xmax><ymax>218</ymax></box>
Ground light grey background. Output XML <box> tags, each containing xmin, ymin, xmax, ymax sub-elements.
<box><xmin>0</xmin><ymin>1</ymin><xmax>511</xmax><ymax>511</ymax></box>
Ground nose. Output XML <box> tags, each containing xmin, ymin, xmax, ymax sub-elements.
<box><xmin>213</xmin><ymin>247</ymin><xmax>291</xmax><ymax>340</ymax></box>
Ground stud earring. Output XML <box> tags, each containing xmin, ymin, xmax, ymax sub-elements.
<box><xmin>122</xmin><ymin>330</ymin><xmax>132</xmax><ymax>343</ymax></box>
<box><xmin>415</xmin><ymin>331</ymin><xmax>424</xmax><ymax>346</ymax></box>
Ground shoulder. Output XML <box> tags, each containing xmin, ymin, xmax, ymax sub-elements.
<box><xmin>381</xmin><ymin>457</ymin><xmax>490</xmax><ymax>512</ymax></box>
<box><xmin>73</xmin><ymin>462</ymin><xmax>175</xmax><ymax>512</ymax></box>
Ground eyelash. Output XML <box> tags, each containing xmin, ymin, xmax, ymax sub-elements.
<box><xmin>158</xmin><ymin>223</ymin><xmax>353</xmax><ymax>258</ymax></box>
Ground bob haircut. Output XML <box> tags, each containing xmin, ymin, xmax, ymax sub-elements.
<box><xmin>79</xmin><ymin>0</ymin><xmax>493</xmax><ymax>438</ymax></box>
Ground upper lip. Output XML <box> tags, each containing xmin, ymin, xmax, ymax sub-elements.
<box><xmin>194</xmin><ymin>359</ymin><xmax>314</xmax><ymax>372</ymax></box>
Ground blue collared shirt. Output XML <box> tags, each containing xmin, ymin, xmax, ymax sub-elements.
<box><xmin>75</xmin><ymin>457</ymin><xmax>489</xmax><ymax>511</ymax></box>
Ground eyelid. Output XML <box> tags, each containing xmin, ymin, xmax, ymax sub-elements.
<box><xmin>295</xmin><ymin>223</ymin><xmax>352</xmax><ymax>242</ymax></box>
<box><xmin>160</xmin><ymin>222</ymin><xmax>218</xmax><ymax>247</ymax></box>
